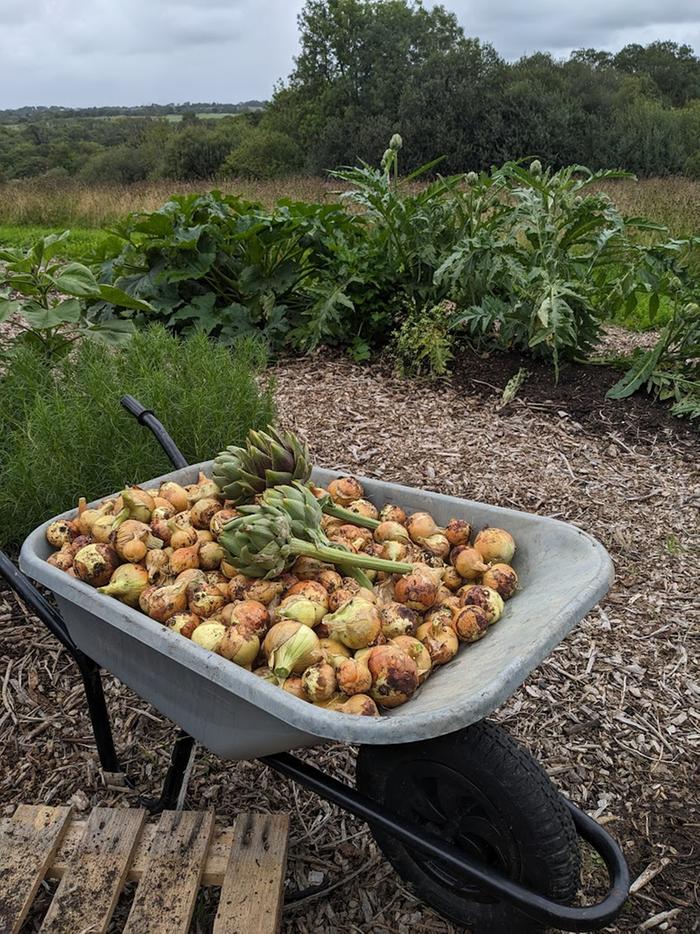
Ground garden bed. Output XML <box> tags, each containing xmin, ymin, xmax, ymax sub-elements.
<box><xmin>1</xmin><ymin>356</ymin><xmax>697</xmax><ymax>932</ymax></box>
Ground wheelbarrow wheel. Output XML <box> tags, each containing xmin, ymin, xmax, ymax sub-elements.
<box><xmin>356</xmin><ymin>719</ymin><xmax>580</xmax><ymax>933</ymax></box>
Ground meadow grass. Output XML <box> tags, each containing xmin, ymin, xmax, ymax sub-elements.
<box><xmin>0</xmin><ymin>224</ymin><xmax>109</xmax><ymax>256</ymax></box>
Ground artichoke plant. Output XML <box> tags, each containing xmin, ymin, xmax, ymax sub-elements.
<box><xmin>214</xmin><ymin>425</ymin><xmax>379</xmax><ymax>529</ymax></box>
<box><xmin>218</xmin><ymin>490</ymin><xmax>412</xmax><ymax>581</ymax></box>
<box><xmin>212</xmin><ymin>428</ymin><xmax>312</xmax><ymax>505</ymax></box>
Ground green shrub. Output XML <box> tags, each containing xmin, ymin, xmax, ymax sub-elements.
<box><xmin>221</xmin><ymin>129</ymin><xmax>302</xmax><ymax>178</ymax></box>
<box><xmin>394</xmin><ymin>302</ymin><xmax>453</xmax><ymax>376</ymax></box>
<box><xmin>0</xmin><ymin>325</ymin><xmax>275</xmax><ymax>550</ymax></box>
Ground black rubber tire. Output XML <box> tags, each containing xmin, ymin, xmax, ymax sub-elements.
<box><xmin>356</xmin><ymin>720</ymin><xmax>580</xmax><ymax>933</ymax></box>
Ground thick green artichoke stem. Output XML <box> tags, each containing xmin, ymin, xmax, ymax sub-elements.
<box><xmin>287</xmin><ymin>538</ymin><xmax>411</xmax><ymax>575</ymax></box>
<box><xmin>322</xmin><ymin>502</ymin><xmax>379</xmax><ymax>530</ymax></box>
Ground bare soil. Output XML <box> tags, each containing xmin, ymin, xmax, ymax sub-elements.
<box><xmin>1</xmin><ymin>354</ymin><xmax>698</xmax><ymax>933</ymax></box>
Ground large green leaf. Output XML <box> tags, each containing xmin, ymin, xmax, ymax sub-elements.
<box><xmin>53</xmin><ymin>263</ymin><xmax>100</xmax><ymax>298</ymax></box>
<box><xmin>21</xmin><ymin>298</ymin><xmax>82</xmax><ymax>329</ymax></box>
<box><xmin>96</xmin><ymin>284</ymin><xmax>155</xmax><ymax>312</ymax></box>
<box><xmin>0</xmin><ymin>299</ymin><xmax>21</xmax><ymax>323</ymax></box>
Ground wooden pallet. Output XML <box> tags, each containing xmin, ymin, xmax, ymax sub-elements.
<box><xmin>0</xmin><ymin>805</ymin><xmax>289</xmax><ymax>934</ymax></box>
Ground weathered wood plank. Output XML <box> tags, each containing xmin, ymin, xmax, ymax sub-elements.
<box><xmin>0</xmin><ymin>805</ymin><xmax>72</xmax><ymax>934</ymax></box>
<box><xmin>40</xmin><ymin>807</ymin><xmax>145</xmax><ymax>934</ymax></box>
<box><xmin>214</xmin><ymin>813</ymin><xmax>289</xmax><ymax>934</ymax></box>
<box><xmin>123</xmin><ymin>810</ymin><xmax>215</xmax><ymax>934</ymax></box>
<box><xmin>49</xmin><ymin>822</ymin><xmax>236</xmax><ymax>886</ymax></box>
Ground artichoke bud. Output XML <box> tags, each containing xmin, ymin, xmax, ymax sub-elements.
<box><xmin>389</xmin><ymin>133</ymin><xmax>402</xmax><ymax>151</ymax></box>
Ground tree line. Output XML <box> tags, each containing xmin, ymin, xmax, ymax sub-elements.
<box><xmin>1</xmin><ymin>0</ymin><xmax>699</xmax><ymax>183</ymax></box>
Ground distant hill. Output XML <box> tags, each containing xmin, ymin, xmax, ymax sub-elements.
<box><xmin>0</xmin><ymin>102</ymin><xmax>266</xmax><ymax>125</ymax></box>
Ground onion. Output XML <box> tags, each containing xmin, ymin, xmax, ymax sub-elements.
<box><xmin>175</xmin><ymin>568</ymin><xmax>206</xmax><ymax>587</ymax></box>
<box><xmin>452</xmin><ymin>605</ymin><xmax>490</xmax><ymax>643</ymax></box>
<box><xmin>91</xmin><ymin>514</ymin><xmax>116</xmax><ymax>544</ymax></box>
<box><xmin>191</xmin><ymin>622</ymin><xmax>226</xmax><ymax>652</ymax></box>
<box><xmin>47</xmin><ymin>548</ymin><xmax>74</xmax><ymax>572</ymax></box>
<box><xmin>159</xmin><ymin>481</ymin><xmax>189</xmax><ymax>513</ymax></box>
<box><xmin>302</xmin><ymin>661</ymin><xmax>337</xmax><ymax>702</ymax></box>
<box><xmin>481</xmin><ymin>564</ymin><xmax>518</xmax><ymax>599</ymax></box>
<box><xmin>379</xmin><ymin>504</ymin><xmax>406</xmax><ymax>524</ymax></box>
<box><xmin>218</xmin><ymin>626</ymin><xmax>260</xmax><ymax>667</ymax></box>
<box><xmin>323</xmin><ymin>598</ymin><xmax>381</xmax><ymax>649</ymax></box>
<box><xmin>282</xmin><ymin>676</ymin><xmax>308</xmax><ymax>700</ymax></box>
<box><xmin>220</xmin><ymin>559</ymin><xmax>239</xmax><ymax>579</ymax></box>
<box><xmin>394</xmin><ymin>566</ymin><xmax>438</xmax><ymax>611</ymax></box>
<box><xmin>451</xmin><ymin>545</ymin><xmax>489</xmax><ymax>581</ymax></box>
<box><xmin>346</xmin><ymin>499</ymin><xmax>379</xmax><ymax>521</ymax></box>
<box><xmin>210</xmin><ymin>508</ymin><xmax>238</xmax><ymax>537</ymax></box>
<box><xmin>253</xmin><ymin>666</ymin><xmax>279</xmax><ymax>685</ymax></box>
<box><xmin>440</xmin><ymin>566</ymin><xmax>463</xmax><ymax>592</ymax></box>
<box><xmin>112</xmin><ymin>488</ymin><xmax>155</xmax><ymax>527</ymax></box>
<box><xmin>458</xmin><ymin>584</ymin><xmax>504</xmax><ymax>623</ymax></box>
<box><xmin>189</xmin><ymin>498</ymin><xmax>221</xmax><ymax>530</ymax></box>
<box><xmin>382</xmin><ymin>540</ymin><xmax>408</xmax><ymax>563</ymax></box>
<box><xmin>334</xmin><ymin>656</ymin><xmax>372</xmax><ymax>696</ymax></box>
<box><xmin>264</xmin><ymin>622</ymin><xmax>322</xmax><ymax>679</ymax></box>
<box><xmin>327</xmin><ymin>477</ymin><xmax>364</xmax><ymax>506</ymax></box>
<box><xmin>291</xmin><ymin>556</ymin><xmax>329</xmax><ymax>580</ymax></box>
<box><xmin>444</xmin><ymin>518</ymin><xmax>472</xmax><ymax>546</ymax></box>
<box><xmin>76</xmin><ymin>500</ymin><xmax>114</xmax><ymax>536</ymax></box>
<box><xmin>226</xmin><ymin>600</ymin><xmax>270</xmax><ymax>636</ymax></box>
<box><xmin>188</xmin><ymin>473</ymin><xmax>220</xmax><ymax>503</ymax></box>
<box><xmin>227</xmin><ymin>574</ymin><xmax>251</xmax><ymax>601</ymax></box>
<box><xmin>168</xmin><ymin>520</ymin><xmax>198</xmax><ymax>550</ymax></box>
<box><xmin>196</xmin><ymin>530</ymin><xmax>214</xmax><ymax>544</ymax></box>
<box><xmin>169</xmin><ymin>542</ymin><xmax>201</xmax><ymax>575</ymax></box>
<box><xmin>245</xmin><ymin>578</ymin><xmax>284</xmax><ymax>605</ymax></box>
<box><xmin>416</xmin><ymin>621</ymin><xmax>459</xmax><ymax>666</ymax></box>
<box><xmin>379</xmin><ymin>601</ymin><xmax>418</xmax><ymax>639</ymax></box>
<box><xmin>317</xmin><ymin>569</ymin><xmax>344</xmax><ymax>593</ymax></box>
<box><xmin>187</xmin><ymin>580</ymin><xmax>226</xmax><ymax>618</ymax></box>
<box><xmin>285</xmin><ymin>580</ymin><xmax>329</xmax><ymax>608</ymax></box>
<box><xmin>424</xmin><ymin>605</ymin><xmax>455</xmax><ymax>630</ymax></box>
<box><xmin>319</xmin><ymin>638</ymin><xmax>351</xmax><ymax>663</ymax></box>
<box><xmin>113</xmin><ymin>519</ymin><xmax>162</xmax><ymax>563</ymax></box>
<box><xmin>366</xmin><ymin>645</ymin><xmax>419</xmax><ymax>708</ymax></box>
<box><xmin>327</xmin><ymin>694</ymin><xmax>379</xmax><ymax>716</ymax></box>
<box><xmin>167</xmin><ymin>613</ymin><xmax>200</xmax><ymax>638</ymax></box>
<box><xmin>278</xmin><ymin>594</ymin><xmax>326</xmax><ymax>626</ymax></box>
<box><xmin>474</xmin><ymin>528</ymin><xmax>516</xmax><ymax>564</ymax></box>
<box><xmin>139</xmin><ymin>581</ymin><xmax>188</xmax><ymax>622</ymax></box>
<box><xmin>46</xmin><ymin>519</ymin><xmax>77</xmax><ymax>549</ymax></box>
<box><xmin>374</xmin><ymin>521</ymin><xmax>409</xmax><ymax>544</ymax></box>
<box><xmin>420</xmin><ymin>533</ymin><xmax>450</xmax><ymax>559</ymax></box>
<box><xmin>199</xmin><ymin>541</ymin><xmax>226</xmax><ymax>570</ymax></box>
<box><xmin>390</xmin><ymin>635</ymin><xmax>432</xmax><ymax>682</ymax></box>
<box><xmin>73</xmin><ymin>544</ymin><xmax>120</xmax><ymax>587</ymax></box>
<box><xmin>327</xmin><ymin>586</ymin><xmax>358</xmax><ymax>613</ymax></box>
<box><xmin>97</xmin><ymin>564</ymin><xmax>149</xmax><ymax>607</ymax></box>
<box><xmin>205</xmin><ymin>571</ymin><xmax>232</xmax><ymax>598</ymax></box>
<box><xmin>405</xmin><ymin>511</ymin><xmax>440</xmax><ymax>543</ymax></box>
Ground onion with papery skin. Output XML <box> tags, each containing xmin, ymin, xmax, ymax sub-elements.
<box><xmin>253</xmin><ymin>665</ymin><xmax>278</xmax><ymax>685</ymax></box>
<box><xmin>77</xmin><ymin>500</ymin><xmax>114</xmax><ymax>536</ymax></box>
<box><xmin>374</xmin><ymin>521</ymin><xmax>409</xmax><ymax>544</ymax></box>
<box><xmin>167</xmin><ymin>613</ymin><xmax>200</xmax><ymax>638</ymax></box>
<box><xmin>366</xmin><ymin>645</ymin><xmax>419</xmax><ymax>708</ymax></box>
<box><xmin>97</xmin><ymin>564</ymin><xmax>149</xmax><ymax>607</ymax></box>
<box><xmin>379</xmin><ymin>602</ymin><xmax>418</xmax><ymax>639</ymax></box>
<box><xmin>416</xmin><ymin>621</ymin><xmax>459</xmax><ymax>665</ymax></box>
<box><xmin>451</xmin><ymin>545</ymin><xmax>489</xmax><ymax>581</ymax></box>
<box><xmin>204</xmin><ymin>571</ymin><xmax>230</xmax><ymax>597</ymax></box>
<box><xmin>452</xmin><ymin>605</ymin><xmax>490</xmax><ymax>643</ymax></box>
<box><xmin>291</xmin><ymin>556</ymin><xmax>328</xmax><ymax>580</ymax></box>
<box><xmin>210</xmin><ymin>509</ymin><xmax>237</xmax><ymax>537</ymax></box>
<box><xmin>319</xmin><ymin>638</ymin><xmax>351</xmax><ymax>663</ymax></box>
<box><xmin>379</xmin><ymin>504</ymin><xmax>406</xmax><ymax>524</ymax></box>
<box><xmin>218</xmin><ymin>626</ymin><xmax>260</xmax><ymax>667</ymax></box>
<box><xmin>220</xmin><ymin>559</ymin><xmax>238</xmax><ymax>578</ymax></box>
<box><xmin>440</xmin><ymin>566</ymin><xmax>463</xmax><ymax>591</ymax></box>
<box><xmin>394</xmin><ymin>567</ymin><xmax>438</xmax><ymax>611</ymax></box>
<box><xmin>187</xmin><ymin>580</ymin><xmax>226</xmax><ymax>618</ymax></box>
<box><xmin>169</xmin><ymin>542</ymin><xmax>201</xmax><ymax>575</ymax></box>
<box><xmin>46</xmin><ymin>519</ymin><xmax>77</xmax><ymax>549</ymax></box>
<box><xmin>334</xmin><ymin>656</ymin><xmax>371</xmax><ymax>696</ymax></box>
<box><xmin>316</xmin><ymin>569</ymin><xmax>343</xmax><ymax>593</ymax></box>
<box><xmin>188</xmin><ymin>473</ymin><xmax>221</xmax><ymax>503</ymax></box>
<box><xmin>390</xmin><ymin>635</ymin><xmax>432</xmax><ymax>682</ymax></box>
<box><xmin>191</xmin><ymin>622</ymin><xmax>226</xmax><ymax>652</ymax></box>
<box><xmin>458</xmin><ymin>584</ymin><xmax>504</xmax><ymax>623</ymax></box>
<box><xmin>481</xmin><ymin>564</ymin><xmax>518</xmax><ymax>599</ymax></box>
<box><xmin>327</xmin><ymin>586</ymin><xmax>358</xmax><ymax>613</ymax></box>
<box><xmin>245</xmin><ymin>578</ymin><xmax>284</xmax><ymax>605</ymax></box>
<box><xmin>196</xmin><ymin>530</ymin><xmax>214</xmax><ymax>544</ymax></box>
<box><xmin>199</xmin><ymin>541</ymin><xmax>225</xmax><ymax>570</ymax></box>
<box><xmin>152</xmin><ymin>501</ymin><xmax>176</xmax><ymax>519</ymax></box>
<box><xmin>285</xmin><ymin>580</ymin><xmax>329</xmax><ymax>607</ymax></box>
<box><xmin>47</xmin><ymin>548</ymin><xmax>74</xmax><ymax>571</ymax></box>
<box><xmin>302</xmin><ymin>661</ymin><xmax>337</xmax><ymax>701</ymax></box>
<box><xmin>420</xmin><ymin>533</ymin><xmax>450</xmax><ymax>559</ymax></box>
<box><xmin>226</xmin><ymin>574</ymin><xmax>249</xmax><ymax>602</ymax></box>
<box><xmin>159</xmin><ymin>481</ymin><xmax>189</xmax><ymax>513</ymax></box>
<box><xmin>73</xmin><ymin>544</ymin><xmax>120</xmax><ymax>587</ymax></box>
<box><xmin>381</xmin><ymin>541</ymin><xmax>408</xmax><ymax>563</ymax></box>
<box><xmin>168</xmin><ymin>521</ymin><xmax>198</xmax><ymax>550</ymax></box>
<box><xmin>113</xmin><ymin>519</ymin><xmax>163</xmax><ymax>563</ymax></box>
<box><xmin>278</xmin><ymin>594</ymin><xmax>326</xmax><ymax>626</ymax></box>
<box><xmin>190</xmin><ymin>498</ymin><xmax>221</xmax><ymax>530</ymax></box>
<box><xmin>445</xmin><ymin>518</ymin><xmax>472</xmax><ymax>546</ymax></box>
<box><xmin>346</xmin><ymin>499</ymin><xmax>379</xmax><ymax>521</ymax></box>
<box><xmin>227</xmin><ymin>600</ymin><xmax>269</xmax><ymax>636</ymax></box>
<box><xmin>322</xmin><ymin>598</ymin><xmax>381</xmax><ymax>649</ymax></box>
<box><xmin>150</xmin><ymin>517</ymin><xmax>172</xmax><ymax>546</ymax></box>
<box><xmin>139</xmin><ymin>581</ymin><xmax>188</xmax><ymax>622</ymax></box>
<box><xmin>424</xmin><ymin>605</ymin><xmax>455</xmax><ymax>631</ymax></box>
<box><xmin>112</xmin><ymin>488</ymin><xmax>155</xmax><ymax>528</ymax></box>
<box><xmin>88</xmin><ymin>514</ymin><xmax>114</xmax><ymax>544</ymax></box>
<box><xmin>405</xmin><ymin>511</ymin><xmax>440</xmax><ymax>543</ymax></box>
<box><xmin>327</xmin><ymin>694</ymin><xmax>379</xmax><ymax>716</ymax></box>
<box><xmin>327</xmin><ymin>477</ymin><xmax>363</xmax><ymax>507</ymax></box>
<box><xmin>264</xmin><ymin>622</ymin><xmax>322</xmax><ymax>679</ymax></box>
<box><xmin>282</xmin><ymin>676</ymin><xmax>308</xmax><ymax>700</ymax></box>
<box><xmin>474</xmin><ymin>528</ymin><xmax>516</xmax><ymax>564</ymax></box>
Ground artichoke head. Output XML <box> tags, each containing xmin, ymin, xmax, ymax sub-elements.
<box><xmin>212</xmin><ymin>427</ymin><xmax>311</xmax><ymax>505</ymax></box>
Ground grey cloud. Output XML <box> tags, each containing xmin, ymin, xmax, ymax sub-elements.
<box><xmin>0</xmin><ymin>0</ymin><xmax>697</xmax><ymax>108</ymax></box>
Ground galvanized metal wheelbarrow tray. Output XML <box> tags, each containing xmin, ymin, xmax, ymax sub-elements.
<box><xmin>1</xmin><ymin>397</ymin><xmax>628</xmax><ymax>932</ymax></box>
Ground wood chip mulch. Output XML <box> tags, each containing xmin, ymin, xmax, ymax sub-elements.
<box><xmin>1</xmin><ymin>356</ymin><xmax>698</xmax><ymax>933</ymax></box>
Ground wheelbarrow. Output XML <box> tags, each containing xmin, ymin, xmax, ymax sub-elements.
<box><xmin>0</xmin><ymin>396</ymin><xmax>630</xmax><ymax>933</ymax></box>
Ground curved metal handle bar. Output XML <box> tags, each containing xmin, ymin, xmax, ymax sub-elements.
<box><xmin>119</xmin><ymin>395</ymin><xmax>189</xmax><ymax>471</ymax></box>
<box><xmin>262</xmin><ymin>751</ymin><xmax>629</xmax><ymax>931</ymax></box>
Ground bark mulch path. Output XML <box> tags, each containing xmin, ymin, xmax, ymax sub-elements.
<box><xmin>1</xmin><ymin>355</ymin><xmax>698</xmax><ymax>933</ymax></box>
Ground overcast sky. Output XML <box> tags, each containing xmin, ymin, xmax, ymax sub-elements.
<box><xmin>1</xmin><ymin>0</ymin><xmax>698</xmax><ymax>109</ymax></box>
